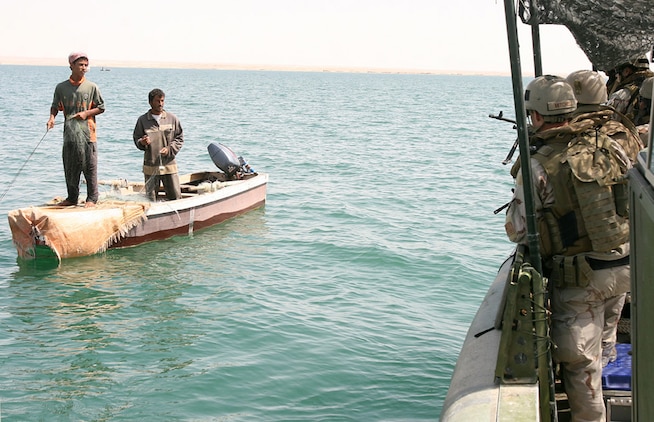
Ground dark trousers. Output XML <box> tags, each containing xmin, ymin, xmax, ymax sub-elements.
<box><xmin>62</xmin><ymin>141</ymin><xmax>98</xmax><ymax>203</ymax></box>
<box><xmin>144</xmin><ymin>173</ymin><xmax>181</xmax><ymax>201</ymax></box>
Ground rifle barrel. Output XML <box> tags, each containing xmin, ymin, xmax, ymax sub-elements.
<box><xmin>489</xmin><ymin>113</ymin><xmax>517</xmax><ymax>124</ymax></box>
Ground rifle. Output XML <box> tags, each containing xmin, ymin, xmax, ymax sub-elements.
<box><xmin>489</xmin><ymin>110</ymin><xmax>517</xmax><ymax>127</ymax></box>
<box><xmin>489</xmin><ymin>111</ymin><xmax>519</xmax><ymax>165</ymax></box>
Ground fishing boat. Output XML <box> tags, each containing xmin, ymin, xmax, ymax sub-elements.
<box><xmin>7</xmin><ymin>143</ymin><xmax>268</xmax><ymax>262</ymax></box>
<box><xmin>441</xmin><ymin>1</ymin><xmax>654</xmax><ymax>421</ymax></box>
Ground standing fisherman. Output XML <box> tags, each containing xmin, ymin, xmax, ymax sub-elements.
<box><xmin>133</xmin><ymin>89</ymin><xmax>184</xmax><ymax>201</ymax></box>
<box><xmin>47</xmin><ymin>52</ymin><xmax>105</xmax><ymax>208</ymax></box>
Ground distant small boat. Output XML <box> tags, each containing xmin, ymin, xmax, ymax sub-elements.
<box><xmin>7</xmin><ymin>143</ymin><xmax>267</xmax><ymax>262</ymax></box>
<box><xmin>100</xmin><ymin>67</ymin><xmax>110</xmax><ymax>71</ymax></box>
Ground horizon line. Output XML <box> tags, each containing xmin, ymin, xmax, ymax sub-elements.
<box><xmin>0</xmin><ymin>56</ymin><xmax>512</xmax><ymax>77</ymax></box>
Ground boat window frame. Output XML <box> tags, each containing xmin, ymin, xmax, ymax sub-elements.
<box><xmin>646</xmin><ymin>97</ymin><xmax>654</xmax><ymax>180</ymax></box>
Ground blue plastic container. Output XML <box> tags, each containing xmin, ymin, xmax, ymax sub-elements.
<box><xmin>602</xmin><ymin>343</ymin><xmax>632</xmax><ymax>391</ymax></box>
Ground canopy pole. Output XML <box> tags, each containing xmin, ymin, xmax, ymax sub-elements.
<box><xmin>502</xmin><ymin>0</ymin><xmax>543</xmax><ymax>275</ymax></box>
<box><xmin>503</xmin><ymin>2</ymin><xmax>556</xmax><ymax>421</ymax></box>
<box><xmin>530</xmin><ymin>5</ymin><xmax>543</xmax><ymax>76</ymax></box>
<box><xmin>648</xmin><ymin>96</ymin><xmax>654</xmax><ymax>170</ymax></box>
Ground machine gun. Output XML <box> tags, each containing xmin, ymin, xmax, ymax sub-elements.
<box><xmin>489</xmin><ymin>111</ymin><xmax>519</xmax><ymax>165</ymax></box>
<box><xmin>489</xmin><ymin>110</ymin><xmax>517</xmax><ymax>127</ymax></box>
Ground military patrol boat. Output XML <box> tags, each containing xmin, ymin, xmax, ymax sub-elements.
<box><xmin>440</xmin><ymin>1</ymin><xmax>654</xmax><ymax>421</ymax></box>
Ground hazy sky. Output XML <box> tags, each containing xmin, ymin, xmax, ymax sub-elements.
<box><xmin>1</xmin><ymin>0</ymin><xmax>591</xmax><ymax>74</ymax></box>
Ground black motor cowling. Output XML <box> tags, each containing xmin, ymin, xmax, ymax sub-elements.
<box><xmin>207</xmin><ymin>142</ymin><xmax>242</xmax><ymax>178</ymax></box>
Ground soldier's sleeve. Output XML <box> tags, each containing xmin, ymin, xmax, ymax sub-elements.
<box><xmin>505</xmin><ymin>159</ymin><xmax>550</xmax><ymax>244</ymax></box>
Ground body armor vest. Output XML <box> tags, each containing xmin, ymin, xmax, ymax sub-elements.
<box><xmin>609</xmin><ymin>69</ymin><xmax>654</xmax><ymax>123</ymax></box>
<box><xmin>532</xmin><ymin>127</ymin><xmax>630</xmax><ymax>258</ymax></box>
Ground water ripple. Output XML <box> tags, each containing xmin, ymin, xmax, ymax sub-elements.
<box><xmin>0</xmin><ymin>66</ymin><xmax>517</xmax><ymax>421</ymax></box>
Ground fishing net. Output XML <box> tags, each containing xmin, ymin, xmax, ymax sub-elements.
<box><xmin>63</xmin><ymin>117</ymin><xmax>90</xmax><ymax>180</ymax></box>
<box><xmin>520</xmin><ymin>0</ymin><xmax>654</xmax><ymax>71</ymax></box>
<box><xmin>8</xmin><ymin>201</ymin><xmax>150</xmax><ymax>260</ymax></box>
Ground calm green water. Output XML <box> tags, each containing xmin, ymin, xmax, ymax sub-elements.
<box><xmin>0</xmin><ymin>65</ymin><xmax>517</xmax><ymax>421</ymax></box>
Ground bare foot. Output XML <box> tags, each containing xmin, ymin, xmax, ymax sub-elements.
<box><xmin>84</xmin><ymin>202</ymin><xmax>96</xmax><ymax>208</ymax></box>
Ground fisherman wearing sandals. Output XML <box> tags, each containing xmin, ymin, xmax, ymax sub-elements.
<box><xmin>505</xmin><ymin>75</ymin><xmax>631</xmax><ymax>422</ymax></box>
<box><xmin>47</xmin><ymin>52</ymin><xmax>105</xmax><ymax>208</ymax></box>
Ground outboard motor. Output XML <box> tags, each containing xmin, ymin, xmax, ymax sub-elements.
<box><xmin>238</xmin><ymin>156</ymin><xmax>255</xmax><ymax>174</ymax></box>
<box><xmin>207</xmin><ymin>142</ymin><xmax>255</xmax><ymax>179</ymax></box>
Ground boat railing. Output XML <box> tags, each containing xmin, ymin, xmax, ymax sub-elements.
<box><xmin>494</xmin><ymin>244</ymin><xmax>554</xmax><ymax>421</ymax></box>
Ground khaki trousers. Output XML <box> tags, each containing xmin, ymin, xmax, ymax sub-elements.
<box><xmin>551</xmin><ymin>264</ymin><xmax>630</xmax><ymax>422</ymax></box>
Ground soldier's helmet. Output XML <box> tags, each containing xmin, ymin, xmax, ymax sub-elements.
<box><xmin>618</xmin><ymin>55</ymin><xmax>650</xmax><ymax>72</ymax></box>
<box><xmin>524</xmin><ymin>75</ymin><xmax>577</xmax><ymax>117</ymax></box>
<box><xmin>632</xmin><ymin>56</ymin><xmax>650</xmax><ymax>70</ymax></box>
<box><xmin>565</xmin><ymin>70</ymin><xmax>608</xmax><ymax>105</ymax></box>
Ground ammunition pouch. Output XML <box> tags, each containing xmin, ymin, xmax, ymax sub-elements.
<box><xmin>613</xmin><ymin>182</ymin><xmax>629</xmax><ymax>218</ymax></box>
<box><xmin>550</xmin><ymin>255</ymin><xmax>593</xmax><ymax>288</ymax></box>
<box><xmin>573</xmin><ymin>177</ymin><xmax>629</xmax><ymax>252</ymax></box>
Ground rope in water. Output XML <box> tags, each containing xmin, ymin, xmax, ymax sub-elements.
<box><xmin>0</xmin><ymin>123</ymin><xmax>63</xmax><ymax>203</ymax></box>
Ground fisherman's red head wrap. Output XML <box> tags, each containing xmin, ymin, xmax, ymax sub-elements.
<box><xmin>68</xmin><ymin>52</ymin><xmax>88</xmax><ymax>65</ymax></box>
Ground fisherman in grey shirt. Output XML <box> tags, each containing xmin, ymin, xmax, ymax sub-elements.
<box><xmin>133</xmin><ymin>88</ymin><xmax>184</xmax><ymax>201</ymax></box>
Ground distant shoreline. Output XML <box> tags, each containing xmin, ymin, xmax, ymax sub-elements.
<box><xmin>0</xmin><ymin>56</ymin><xmax>511</xmax><ymax>77</ymax></box>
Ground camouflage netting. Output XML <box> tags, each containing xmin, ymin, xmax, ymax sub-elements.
<box><xmin>519</xmin><ymin>0</ymin><xmax>654</xmax><ymax>71</ymax></box>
